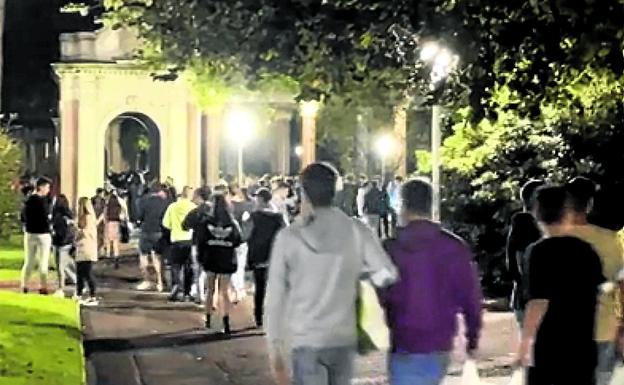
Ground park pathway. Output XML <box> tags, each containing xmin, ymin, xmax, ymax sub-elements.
<box><xmin>82</xmin><ymin>256</ymin><xmax>518</xmax><ymax>385</ymax></box>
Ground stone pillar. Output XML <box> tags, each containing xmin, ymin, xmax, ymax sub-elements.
<box><xmin>186</xmin><ymin>103</ymin><xmax>202</xmax><ymax>187</ymax></box>
<box><xmin>393</xmin><ymin>102</ymin><xmax>408</xmax><ymax>177</ymax></box>
<box><xmin>273</xmin><ymin>111</ymin><xmax>291</xmax><ymax>175</ymax></box>
<box><xmin>205</xmin><ymin>109</ymin><xmax>223</xmax><ymax>186</ymax></box>
<box><xmin>300</xmin><ymin>101</ymin><xmax>319</xmax><ymax>169</ymax></box>
<box><xmin>59</xmin><ymin>99</ymin><xmax>79</xmax><ymax>206</ymax></box>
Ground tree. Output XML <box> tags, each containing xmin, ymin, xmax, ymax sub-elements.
<box><xmin>0</xmin><ymin>128</ymin><xmax>22</xmax><ymax>239</ymax></box>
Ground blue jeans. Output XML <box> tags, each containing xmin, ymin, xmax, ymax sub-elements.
<box><xmin>389</xmin><ymin>352</ymin><xmax>450</xmax><ymax>385</ymax></box>
<box><xmin>596</xmin><ymin>342</ymin><xmax>618</xmax><ymax>385</ymax></box>
<box><xmin>292</xmin><ymin>346</ymin><xmax>355</xmax><ymax>385</ymax></box>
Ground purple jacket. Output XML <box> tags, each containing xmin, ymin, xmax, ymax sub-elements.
<box><xmin>380</xmin><ymin>220</ymin><xmax>482</xmax><ymax>354</ymax></box>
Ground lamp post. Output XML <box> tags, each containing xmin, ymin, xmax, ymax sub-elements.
<box><xmin>419</xmin><ymin>41</ymin><xmax>458</xmax><ymax>222</ymax></box>
<box><xmin>226</xmin><ymin>109</ymin><xmax>255</xmax><ymax>186</ymax></box>
<box><xmin>375</xmin><ymin>134</ymin><xmax>395</xmax><ymax>185</ymax></box>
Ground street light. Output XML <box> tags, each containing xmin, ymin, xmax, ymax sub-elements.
<box><xmin>375</xmin><ymin>133</ymin><xmax>395</xmax><ymax>185</ymax></box>
<box><xmin>226</xmin><ymin>109</ymin><xmax>256</xmax><ymax>186</ymax></box>
<box><xmin>294</xmin><ymin>145</ymin><xmax>303</xmax><ymax>157</ymax></box>
<box><xmin>419</xmin><ymin>41</ymin><xmax>458</xmax><ymax>221</ymax></box>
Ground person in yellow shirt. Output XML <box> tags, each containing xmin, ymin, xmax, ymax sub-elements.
<box><xmin>162</xmin><ymin>186</ymin><xmax>197</xmax><ymax>302</ymax></box>
<box><xmin>566</xmin><ymin>177</ymin><xmax>624</xmax><ymax>385</ymax></box>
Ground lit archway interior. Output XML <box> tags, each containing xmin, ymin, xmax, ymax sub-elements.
<box><xmin>104</xmin><ymin>112</ymin><xmax>160</xmax><ymax>182</ymax></box>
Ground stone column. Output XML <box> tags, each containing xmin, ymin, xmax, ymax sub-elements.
<box><xmin>393</xmin><ymin>101</ymin><xmax>409</xmax><ymax>177</ymax></box>
<box><xmin>300</xmin><ymin>101</ymin><xmax>319</xmax><ymax>169</ymax></box>
<box><xmin>59</xmin><ymin>99</ymin><xmax>79</xmax><ymax>206</ymax></box>
<box><xmin>273</xmin><ymin>110</ymin><xmax>291</xmax><ymax>175</ymax></box>
<box><xmin>205</xmin><ymin>108</ymin><xmax>223</xmax><ymax>186</ymax></box>
<box><xmin>186</xmin><ymin>103</ymin><xmax>202</xmax><ymax>187</ymax></box>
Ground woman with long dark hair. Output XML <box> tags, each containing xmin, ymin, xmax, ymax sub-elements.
<box><xmin>51</xmin><ymin>194</ymin><xmax>77</xmax><ymax>297</ymax></box>
<box><xmin>104</xmin><ymin>190</ymin><xmax>127</xmax><ymax>268</ymax></box>
<box><xmin>194</xmin><ymin>193</ymin><xmax>242</xmax><ymax>334</ymax></box>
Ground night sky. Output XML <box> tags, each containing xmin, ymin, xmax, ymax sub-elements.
<box><xmin>2</xmin><ymin>0</ymin><xmax>96</xmax><ymax>122</ymax></box>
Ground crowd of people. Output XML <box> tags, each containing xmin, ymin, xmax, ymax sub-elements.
<box><xmin>16</xmin><ymin>164</ymin><xmax>624</xmax><ymax>385</ymax></box>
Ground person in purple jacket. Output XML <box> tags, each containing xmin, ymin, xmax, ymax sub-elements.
<box><xmin>380</xmin><ymin>178</ymin><xmax>483</xmax><ymax>385</ymax></box>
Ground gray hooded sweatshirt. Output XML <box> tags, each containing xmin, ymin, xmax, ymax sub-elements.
<box><xmin>265</xmin><ymin>207</ymin><xmax>398</xmax><ymax>356</ymax></box>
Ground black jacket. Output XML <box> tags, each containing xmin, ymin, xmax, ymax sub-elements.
<box><xmin>506</xmin><ymin>211</ymin><xmax>542</xmax><ymax>310</ymax></box>
<box><xmin>52</xmin><ymin>206</ymin><xmax>75</xmax><ymax>246</ymax></box>
<box><xmin>137</xmin><ymin>194</ymin><xmax>169</xmax><ymax>233</ymax></box>
<box><xmin>196</xmin><ymin>216</ymin><xmax>242</xmax><ymax>274</ymax></box>
<box><xmin>247</xmin><ymin>210</ymin><xmax>286</xmax><ymax>268</ymax></box>
<box><xmin>363</xmin><ymin>188</ymin><xmax>382</xmax><ymax>215</ymax></box>
<box><xmin>22</xmin><ymin>194</ymin><xmax>51</xmax><ymax>234</ymax></box>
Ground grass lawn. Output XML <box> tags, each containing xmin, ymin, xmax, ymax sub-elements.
<box><xmin>0</xmin><ymin>235</ymin><xmax>22</xmax><ymax>282</ymax></box>
<box><xmin>0</xmin><ymin>291</ymin><xmax>84</xmax><ymax>385</ymax></box>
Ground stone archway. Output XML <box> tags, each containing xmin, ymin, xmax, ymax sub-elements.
<box><xmin>105</xmin><ymin>112</ymin><xmax>160</xmax><ymax>182</ymax></box>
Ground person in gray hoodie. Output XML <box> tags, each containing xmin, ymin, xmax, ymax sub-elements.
<box><xmin>266</xmin><ymin>162</ymin><xmax>398</xmax><ymax>385</ymax></box>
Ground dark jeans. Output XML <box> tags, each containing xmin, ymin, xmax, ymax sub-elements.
<box><xmin>380</xmin><ymin>213</ymin><xmax>390</xmax><ymax>239</ymax></box>
<box><xmin>253</xmin><ymin>268</ymin><xmax>268</xmax><ymax>325</ymax></box>
<box><xmin>528</xmin><ymin>365</ymin><xmax>595</xmax><ymax>385</ymax></box>
<box><xmin>76</xmin><ymin>261</ymin><xmax>96</xmax><ymax>296</ymax></box>
<box><xmin>170</xmin><ymin>242</ymin><xmax>192</xmax><ymax>297</ymax></box>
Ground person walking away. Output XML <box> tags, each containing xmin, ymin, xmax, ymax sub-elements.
<box><xmin>182</xmin><ymin>186</ymin><xmax>213</xmax><ymax>304</ymax></box>
<box><xmin>21</xmin><ymin>177</ymin><xmax>53</xmax><ymax>294</ymax></box>
<box><xmin>388</xmin><ymin>175</ymin><xmax>404</xmax><ymax>235</ymax></box>
<box><xmin>162</xmin><ymin>186</ymin><xmax>197</xmax><ymax>301</ymax></box>
<box><xmin>379</xmin><ymin>183</ymin><xmax>391</xmax><ymax>239</ymax></box>
<box><xmin>517</xmin><ymin>186</ymin><xmax>605</xmax><ymax>385</ymax></box>
<box><xmin>192</xmin><ymin>193</ymin><xmax>242</xmax><ymax>334</ymax></box>
<box><xmin>363</xmin><ymin>180</ymin><xmax>383</xmax><ymax>236</ymax></box>
<box><xmin>74</xmin><ymin>197</ymin><xmax>100</xmax><ymax>306</ymax></box>
<box><xmin>104</xmin><ymin>190</ymin><xmax>128</xmax><ymax>269</ymax></box>
<box><xmin>266</xmin><ymin>163</ymin><xmax>398</xmax><ymax>385</ymax></box>
<box><xmin>91</xmin><ymin>188</ymin><xmax>107</xmax><ymax>257</ymax></box>
<box><xmin>246</xmin><ymin>188</ymin><xmax>286</xmax><ymax>328</ymax></box>
<box><xmin>230</xmin><ymin>184</ymin><xmax>255</xmax><ymax>301</ymax></box>
<box><xmin>566</xmin><ymin>177</ymin><xmax>624</xmax><ymax>385</ymax></box>
<box><xmin>136</xmin><ymin>185</ymin><xmax>169</xmax><ymax>292</ymax></box>
<box><xmin>340</xmin><ymin>174</ymin><xmax>358</xmax><ymax>217</ymax></box>
<box><xmin>356</xmin><ymin>176</ymin><xmax>369</xmax><ymax>218</ymax></box>
<box><xmin>506</xmin><ymin>179</ymin><xmax>544</xmax><ymax>328</ymax></box>
<box><xmin>51</xmin><ymin>194</ymin><xmax>77</xmax><ymax>297</ymax></box>
<box><xmin>271</xmin><ymin>181</ymin><xmax>291</xmax><ymax>225</ymax></box>
<box><xmin>380</xmin><ymin>179</ymin><xmax>482</xmax><ymax>385</ymax></box>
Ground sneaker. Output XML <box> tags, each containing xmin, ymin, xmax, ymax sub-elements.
<box><xmin>136</xmin><ymin>281</ymin><xmax>152</xmax><ymax>291</ymax></box>
<box><xmin>21</xmin><ymin>287</ymin><xmax>29</xmax><ymax>294</ymax></box>
<box><xmin>38</xmin><ymin>288</ymin><xmax>49</xmax><ymax>295</ymax></box>
<box><xmin>54</xmin><ymin>289</ymin><xmax>65</xmax><ymax>298</ymax></box>
<box><xmin>183</xmin><ymin>295</ymin><xmax>193</xmax><ymax>303</ymax></box>
<box><xmin>156</xmin><ymin>283</ymin><xmax>164</xmax><ymax>293</ymax></box>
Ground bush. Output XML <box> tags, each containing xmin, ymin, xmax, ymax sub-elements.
<box><xmin>0</xmin><ymin>128</ymin><xmax>22</xmax><ymax>240</ymax></box>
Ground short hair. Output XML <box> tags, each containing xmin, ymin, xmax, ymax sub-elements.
<box><xmin>301</xmin><ymin>162</ymin><xmax>338</xmax><ymax>207</ymax></box>
<box><xmin>255</xmin><ymin>187</ymin><xmax>272</xmax><ymax>203</ymax></box>
<box><xmin>395</xmin><ymin>175</ymin><xmax>404</xmax><ymax>182</ymax></box>
<box><xmin>36</xmin><ymin>177</ymin><xmax>51</xmax><ymax>189</ymax></box>
<box><xmin>534</xmin><ymin>185</ymin><xmax>568</xmax><ymax>225</ymax></box>
<box><xmin>566</xmin><ymin>176</ymin><xmax>597</xmax><ymax>213</ymax></box>
<box><xmin>520</xmin><ymin>179</ymin><xmax>545</xmax><ymax>210</ymax></box>
<box><xmin>371</xmin><ymin>180</ymin><xmax>379</xmax><ymax>189</ymax></box>
<box><xmin>181</xmin><ymin>186</ymin><xmax>193</xmax><ymax>199</ymax></box>
<box><xmin>96</xmin><ymin>188</ymin><xmax>105</xmax><ymax>195</ymax></box>
<box><xmin>401</xmin><ymin>179</ymin><xmax>432</xmax><ymax>216</ymax></box>
<box><xmin>196</xmin><ymin>186</ymin><xmax>211</xmax><ymax>201</ymax></box>
<box><xmin>150</xmin><ymin>184</ymin><xmax>164</xmax><ymax>193</ymax></box>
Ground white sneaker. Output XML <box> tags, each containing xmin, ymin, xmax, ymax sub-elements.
<box><xmin>156</xmin><ymin>283</ymin><xmax>164</xmax><ymax>293</ymax></box>
<box><xmin>136</xmin><ymin>281</ymin><xmax>152</xmax><ymax>291</ymax></box>
<box><xmin>81</xmin><ymin>297</ymin><xmax>99</xmax><ymax>307</ymax></box>
<box><xmin>54</xmin><ymin>289</ymin><xmax>65</xmax><ymax>298</ymax></box>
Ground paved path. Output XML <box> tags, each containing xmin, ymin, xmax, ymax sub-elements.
<box><xmin>83</xmin><ymin>256</ymin><xmax>517</xmax><ymax>385</ymax></box>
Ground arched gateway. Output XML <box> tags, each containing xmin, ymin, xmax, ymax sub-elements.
<box><xmin>52</xmin><ymin>28</ymin><xmax>317</xmax><ymax>206</ymax></box>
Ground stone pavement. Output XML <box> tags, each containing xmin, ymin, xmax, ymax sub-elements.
<box><xmin>83</xmin><ymin>256</ymin><xmax>518</xmax><ymax>385</ymax></box>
